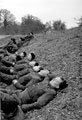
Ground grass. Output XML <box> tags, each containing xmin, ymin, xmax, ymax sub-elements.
<box><xmin>0</xmin><ymin>27</ymin><xmax>82</xmax><ymax>120</ymax></box>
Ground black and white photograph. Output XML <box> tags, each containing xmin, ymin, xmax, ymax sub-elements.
<box><xmin>0</xmin><ymin>0</ymin><xmax>82</xmax><ymax>120</ymax></box>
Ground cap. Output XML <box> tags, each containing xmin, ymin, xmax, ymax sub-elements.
<box><xmin>38</xmin><ymin>69</ymin><xmax>50</xmax><ymax>77</ymax></box>
<box><xmin>29</xmin><ymin>61</ymin><xmax>36</xmax><ymax>67</ymax></box>
<box><xmin>33</xmin><ymin>66</ymin><xmax>41</xmax><ymax>72</ymax></box>
<box><xmin>49</xmin><ymin>77</ymin><xmax>63</xmax><ymax>89</ymax></box>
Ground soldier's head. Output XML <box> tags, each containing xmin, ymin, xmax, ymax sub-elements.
<box><xmin>33</xmin><ymin>65</ymin><xmax>42</xmax><ymax>72</ymax></box>
<box><xmin>20</xmin><ymin>37</ymin><xmax>25</xmax><ymax>41</ymax></box>
<box><xmin>1</xmin><ymin>97</ymin><xmax>18</xmax><ymax>116</ymax></box>
<box><xmin>27</xmin><ymin>52</ymin><xmax>35</xmax><ymax>61</ymax></box>
<box><xmin>49</xmin><ymin>77</ymin><xmax>67</xmax><ymax>91</ymax></box>
<box><xmin>29</xmin><ymin>61</ymin><xmax>39</xmax><ymax>67</ymax></box>
<box><xmin>11</xmin><ymin>38</ymin><xmax>17</xmax><ymax>44</ymax></box>
<box><xmin>19</xmin><ymin>52</ymin><xmax>27</xmax><ymax>58</ymax></box>
<box><xmin>7</xmin><ymin>45</ymin><xmax>18</xmax><ymax>54</ymax></box>
<box><xmin>38</xmin><ymin>69</ymin><xmax>50</xmax><ymax>77</ymax></box>
<box><xmin>29</xmin><ymin>32</ymin><xmax>33</xmax><ymax>36</ymax></box>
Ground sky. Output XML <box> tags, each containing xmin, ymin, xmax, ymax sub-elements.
<box><xmin>0</xmin><ymin>0</ymin><xmax>82</xmax><ymax>28</ymax></box>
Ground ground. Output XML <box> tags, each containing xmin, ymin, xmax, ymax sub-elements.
<box><xmin>0</xmin><ymin>27</ymin><xmax>82</xmax><ymax>120</ymax></box>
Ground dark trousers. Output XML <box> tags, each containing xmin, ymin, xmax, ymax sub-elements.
<box><xmin>0</xmin><ymin>64</ymin><xmax>12</xmax><ymax>74</ymax></box>
<box><xmin>0</xmin><ymin>72</ymin><xmax>16</xmax><ymax>84</ymax></box>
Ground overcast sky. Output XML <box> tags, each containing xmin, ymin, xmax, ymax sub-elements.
<box><xmin>0</xmin><ymin>0</ymin><xmax>82</xmax><ymax>28</ymax></box>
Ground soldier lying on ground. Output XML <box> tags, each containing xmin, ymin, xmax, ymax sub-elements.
<box><xmin>3</xmin><ymin>51</ymin><xmax>27</xmax><ymax>63</ymax></box>
<box><xmin>16</xmin><ymin>51</ymin><xmax>27</xmax><ymax>62</ymax></box>
<box><xmin>20</xmin><ymin>32</ymin><xmax>34</xmax><ymax>42</ymax></box>
<box><xmin>0</xmin><ymin>55</ymin><xmax>15</xmax><ymax>67</ymax></box>
<box><xmin>10</xmin><ymin>68</ymin><xmax>50</xmax><ymax>90</ymax></box>
<box><xmin>4</xmin><ymin>65</ymin><xmax>42</xmax><ymax>90</ymax></box>
<box><xmin>6</xmin><ymin>42</ymin><xmax>18</xmax><ymax>54</ymax></box>
<box><xmin>16</xmin><ymin>69</ymin><xmax>46</xmax><ymax>86</ymax></box>
<box><xmin>14</xmin><ymin>68</ymin><xmax>63</xmax><ymax>90</ymax></box>
<box><xmin>11</xmin><ymin>38</ymin><xmax>17</xmax><ymax>45</ymax></box>
<box><xmin>0</xmin><ymin>72</ymin><xmax>16</xmax><ymax>85</ymax></box>
<box><xmin>12</xmin><ymin>64</ymin><xmax>49</xmax><ymax>89</ymax></box>
<box><xmin>0</xmin><ymin>55</ymin><xmax>13</xmax><ymax>74</ymax></box>
<box><xmin>0</xmin><ymin>76</ymin><xmax>67</xmax><ymax>116</ymax></box>
<box><xmin>0</xmin><ymin>56</ymin><xmax>16</xmax><ymax>85</ymax></box>
<box><xmin>0</xmin><ymin>53</ymin><xmax>30</xmax><ymax>88</ymax></box>
<box><xmin>17</xmin><ymin>33</ymin><xmax>34</xmax><ymax>48</ymax></box>
<box><xmin>0</xmin><ymin>62</ymin><xmax>30</xmax><ymax>86</ymax></box>
<box><xmin>26</xmin><ymin>32</ymin><xmax>34</xmax><ymax>39</ymax></box>
<box><xmin>0</xmin><ymin>37</ymin><xmax>17</xmax><ymax>51</ymax></box>
<box><xmin>0</xmin><ymin>62</ymin><xmax>14</xmax><ymax>75</ymax></box>
<box><xmin>0</xmin><ymin>90</ymin><xmax>24</xmax><ymax>120</ymax></box>
<box><xmin>6</xmin><ymin>69</ymin><xmax>45</xmax><ymax>91</ymax></box>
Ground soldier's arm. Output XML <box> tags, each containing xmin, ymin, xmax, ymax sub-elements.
<box><xmin>26</xmin><ymin>77</ymin><xmax>42</xmax><ymax>87</ymax></box>
<box><xmin>0</xmin><ymin>88</ymin><xmax>15</xmax><ymax>94</ymax></box>
<box><xmin>12</xmin><ymin>79</ymin><xmax>26</xmax><ymax>90</ymax></box>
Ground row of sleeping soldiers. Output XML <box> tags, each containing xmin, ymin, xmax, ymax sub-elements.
<box><xmin>0</xmin><ymin>47</ymin><xmax>68</xmax><ymax>120</ymax></box>
<box><xmin>1</xmin><ymin>32</ymin><xmax>34</xmax><ymax>54</ymax></box>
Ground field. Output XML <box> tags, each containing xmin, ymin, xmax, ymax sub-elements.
<box><xmin>0</xmin><ymin>27</ymin><xmax>82</xmax><ymax>120</ymax></box>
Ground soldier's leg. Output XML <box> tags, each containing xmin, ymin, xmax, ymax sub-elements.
<box><xmin>18</xmin><ymin>68</ymin><xmax>30</xmax><ymax>78</ymax></box>
<box><xmin>18</xmin><ymin>73</ymin><xmax>32</xmax><ymax>85</ymax></box>
<box><xmin>0</xmin><ymin>72</ymin><xmax>16</xmax><ymax>84</ymax></box>
<box><xmin>6</xmin><ymin>84</ymin><xmax>17</xmax><ymax>91</ymax></box>
<box><xmin>0</xmin><ymin>64</ymin><xmax>12</xmax><ymax>74</ymax></box>
<box><xmin>14</xmin><ymin>64</ymin><xmax>27</xmax><ymax>71</ymax></box>
<box><xmin>0</xmin><ymin>91</ymin><xmax>23</xmax><ymax>120</ymax></box>
<box><xmin>16</xmin><ymin>60</ymin><xmax>27</xmax><ymax>64</ymax></box>
<box><xmin>17</xmin><ymin>87</ymin><xmax>31</xmax><ymax>104</ymax></box>
<box><xmin>26</xmin><ymin>76</ymin><xmax>42</xmax><ymax>87</ymax></box>
<box><xmin>13</xmin><ymin>106</ymin><xmax>25</xmax><ymax>120</ymax></box>
<box><xmin>1</xmin><ymin>59</ymin><xmax>14</xmax><ymax>67</ymax></box>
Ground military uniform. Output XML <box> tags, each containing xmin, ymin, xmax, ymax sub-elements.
<box><xmin>0</xmin><ymin>79</ymin><xmax>57</xmax><ymax>113</ymax></box>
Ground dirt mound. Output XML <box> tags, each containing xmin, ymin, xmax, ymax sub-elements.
<box><xmin>23</xmin><ymin>27</ymin><xmax>82</xmax><ymax>120</ymax></box>
<box><xmin>0</xmin><ymin>26</ymin><xmax>82</xmax><ymax>120</ymax></box>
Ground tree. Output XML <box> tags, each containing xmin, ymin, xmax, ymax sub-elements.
<box><xmin>44</xmin><ymin>21</ymin><xmax>52</xmax><ymax>34</ymax></box>
<box><xmin>0</xmin><ymin>9</ymin><xmax>15</xmax><ymax>30</ymax></box>
<box><xmin>53</xmin><ymin>20</ymin><xmax>66</xmax><ymax>31</ymax></box>
<box><xmin>21</xmin><ymin>15</ymin><xmax>45</xmax><ymax>34</ymax></box>
<box><xmin>77</xmin><ymin>17</ymin><xmax>82</xmax><ymax>27</ymax></box>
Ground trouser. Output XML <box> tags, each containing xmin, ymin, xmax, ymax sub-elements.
<box><xmin>1</xmin><ymin>59</ymin><xmax>14</xmax><ymax>67</ymax></box>
<box><xmin>0</xmin><ymin>64</ymin><xmax>12</xmax><ymax>74</ymax></box>
<box><xmin>18</xmin><ymin>73</ymin><xmax>42</xmax><ymax>86</ymax></box>
<box><xmin>14</xmin><ymin>64</ymin><xmax>27</xmax><ymax>71</ymax></box>
<box><xmin>0</xmin><ymin>91</ymin><xmax>24</xmax><ymax>120</ymax></box>
<box><xmin>1</xmin><ymin>106</ymin><xmax>24</xmax><ymax>120</ymax></box>
<box><xmin>0</xmin><ymin>72</ymin><xmax>16</xmax><ymax>84</ymax></box>
<box><xmin>17</xmin><ymin>68</ymin><xmax>30</xmax><ymax>78</ymax></box>
<box><xmin>18</xmin><ymin>74</ymin><xmax>32</xmax><ymax>85</ymax></box>
<box><xmin>16</xmin><ymin>60</ymin><xmax>27</xmax><ymax>64</ymax></box>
